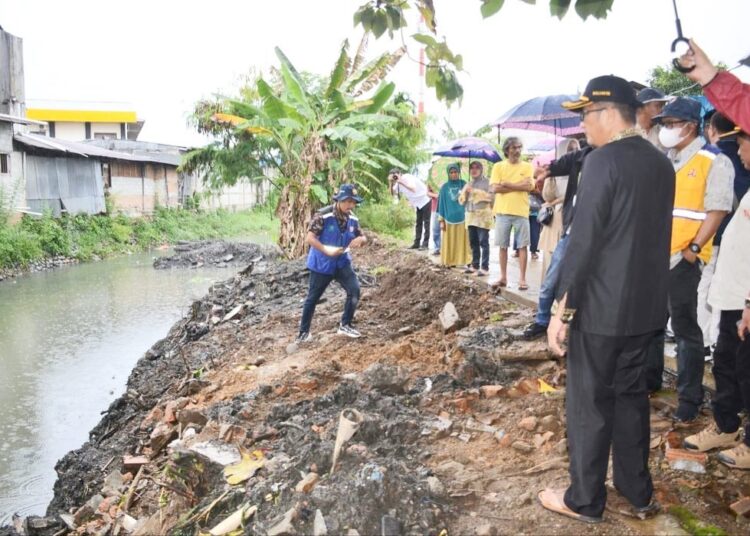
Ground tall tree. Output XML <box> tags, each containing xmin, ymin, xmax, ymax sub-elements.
<box><xmin>647</xmin><ymin>62</ymin><xmax>728</xmax><ymax>97</ymax></box>
<box><xmin>182</xmin><ymin>40</ymin><xmax>415</xmax><ymax>257</ymax></box>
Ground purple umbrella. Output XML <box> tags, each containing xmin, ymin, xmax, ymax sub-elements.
<box><xmin>492</xmin><ymin>94</ymin><xmax>583</xmax><ymax>136</ymax></box>
<box><xmin>432</xmin><ymin>136</ymin><xmax>502</xmax><ymax>162</ymax></box>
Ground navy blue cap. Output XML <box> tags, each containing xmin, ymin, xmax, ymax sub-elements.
<box><xmin>652</xmin><ymin>97</ymin><xmax>702</xmax><ymax>124</ymax></box>
<box><xmin>562</xmin><ymin>75</ymin><xmax>640</xmax><ymax>110</ymax></box>
<box><xmin>332</xmin><ymin>184</ymin><xmax>363</xmax><ymax>203</ymax></box>
<box><xmin>636</xmin><ymin>88</ymin><xmax>669</xmax><ymax>104</ymax></box>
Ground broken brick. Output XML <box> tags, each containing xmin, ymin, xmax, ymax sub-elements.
<box><xmin>122</xmin><ymin>455</ymin><xmax>149</xmax><ymax>472</ymax></box>
<box><xmin>479</xmin><ymin>385</ymin><xmax>505</xmax><ymax>398</ymax></box>
<box><xmin>730</xmin><ymin>496</ymin><xmax>750</xmax><ymax>518</ymax></box>
<box><xmin>297</xmin><ymin>378</ymin><xmax>319</xmax><ymax>392</ymax></box>
<box><xmin>295</xmin><ymin>472</ymin><xmax>320</xmax><ymax>493</ymax></box>
<box><xmin>665</xmin><ymin>446</ymin><xmax>707</xmax><ymax>473</ymax></box>
<box><xmin>451</xmin><ymin>397</ymin><xmax>474</xmax><ymax>413</ymax></box>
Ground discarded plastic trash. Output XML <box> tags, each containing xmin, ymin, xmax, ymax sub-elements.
<box><xmin>209</xmin><ymin>503</ymin><xmax>257</xmax><ymax>535</ymax></box>
<box><xmin>331</xmin><ymin>408</ymin><xmax>363</xmax><ymax>473</ymax></box>
<box><xmin>223</xmin><ymin>449</ymin><xmax>266</xmax><ymax>485</ymax></box>
<box><xmin>538</xmin><ymin>379</ymin><xmax>557</xmax><ymax>393</ymax></box>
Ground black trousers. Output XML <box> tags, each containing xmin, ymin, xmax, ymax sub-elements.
<box><xmin>669</xmin><ymin>259</ymin><xmax>705</xmax><ymax>411</ymax></box>
<box><xmin>413</xmin><ymin>202</ymin><xmax>431</xmax><ymax>247</ymax></box>
<box><xmin>712</xmin><ymin>309</ymin><xmax>750</xmax><ymax>446</ymax></box>
<box><xmin>565</xmin><ymin>328</ymin><xmax>655</xmax><ymax>518</ymax></box>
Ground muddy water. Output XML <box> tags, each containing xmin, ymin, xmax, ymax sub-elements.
<box><xmin>0</xmin><ymin>249</ymin><xmax>252</xmax><ymax>523</ymax></box>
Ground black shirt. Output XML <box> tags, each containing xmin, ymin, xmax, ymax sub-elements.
<box><xmin>556</xmin><ymin>136</ymin><xmax>675</xmax><ymax>336</ymax></box>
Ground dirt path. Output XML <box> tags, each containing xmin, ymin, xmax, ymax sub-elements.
<box><xmin>11</xmin><ymin>237</ymin><xmax>749</xmax><ymax>536</ymax></box>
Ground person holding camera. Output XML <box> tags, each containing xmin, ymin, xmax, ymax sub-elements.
<box><xmin>297</xmin><ymin>184</ymin><xmax>367</xmax><ymax>343</ymax></box>
<box><xmin>389</xmin><ymin>168</ymin><xmax>431</xmax><ymax>250</ymax></box>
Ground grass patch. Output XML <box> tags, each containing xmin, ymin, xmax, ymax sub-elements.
<box><xmin>357</xmin><ymin>200</ymin><xmax>415</xmax><ymax>241</ymax></box>
<box><xmin>0</xmin><ymin>207</ymin><xmax>278</xmax><ymax>269</ymax></box>
<box><xmin>668</xmin><ymin>505</ymin><xmax>728</xmax><ymax>536</ymax></box>
<box><xmin>370</xmin><ymin>265</ymin><xmax>394</xmax><ymax>276</ymax></box>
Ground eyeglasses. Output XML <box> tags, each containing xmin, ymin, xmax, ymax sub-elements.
<box><xmin>661</xmin><ymin>120</ymin><xmax>687</xmax><ymax>128</ymax></box>
<box><xmin>580</xmin><ymin>106</ymin><xmax>612</xmax><ymax>119</ymax></box>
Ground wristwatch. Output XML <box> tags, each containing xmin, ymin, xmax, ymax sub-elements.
<box><xmin>688</xmin><ymin>242</ymin><xmax>701</xmax><ymax>254</ymax></box>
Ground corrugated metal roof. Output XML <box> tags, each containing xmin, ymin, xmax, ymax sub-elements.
<box><xmin>14</xmin><ymin>133</ymin><xmax>181</xmax><ymax>166</ymax></box>
<box><xmin>0</xmin><ymin>113</ymin><xmax>47</xmax><ymax>126</ymax></box>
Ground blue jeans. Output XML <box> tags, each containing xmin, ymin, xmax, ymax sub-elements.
<box><xmin>535</xmin><ymin>234</ymin><xmax>569</xmax><ymax>326</ymax></box>
<box><xmin>431</xmin><ymin>211</ymin><xmax>441</xmax><ymax>252</ymax></box>
<box><xmin>299</xmin><ymin>264</ymin><xmax>360</xmax><ymax>334</ymax></box>
<box><xmin>468</xmin><ymin>226</ymin><xmax>490</xmax><ymax>270</ymax></box>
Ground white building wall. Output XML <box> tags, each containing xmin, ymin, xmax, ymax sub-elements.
<box><xmin>54</xmin><ymin>122</ymin><xmax>86</xmax><ymax>141</ymax></box>
<box><xmin>91</xmin><ymin>122</ymin><xmax>121</xmax><ymax>139</ymax></box>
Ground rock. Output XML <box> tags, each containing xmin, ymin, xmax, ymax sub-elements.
<box><xmin>539</xmin><ymin>415</ymin><xmax>559</xmax><ymax>433</ymax></box>
<box><xmin>554</xmin><ymin>438</ymin><xmax>567</xmax><ymax>456</ymax></box>
<box><xmin>518</xmin><ymin>491</ymin><xmax>533</xmax><ymax>506</ymax></box>
<box><xmin>295</xmin><ymin>472</ymin><xmax>320</xmax><ymax>493</ymax></box>
<box><xmin>286</xmin><ymin>342</ymin><xmax>299</xmax><ymax>354</ymax></box>
<box><xmin>479</xmin><ymin>385</ymin><xmax>506</xmax><ymax>398</ymax></box>
<box><xmin>426</xmin><ymin>416</ymin><xmax>453</xmax><ymax>438</ymax></box>
<box><xmin>465</xmin><ymin>418</ymin><xmax>496</xmax><ymax>434</ymax></box>
<box><xmin>267</xmin><ymin>507</ymin><xmax>297</xmax><ymax>536</ymax></box>
<box><xmin>511</xmin><ymin>441</ymin><xmax>534</xmax><ymax>454</ymax></box>
<box><xmin>381</xmin><ymin>515</ymin><xmax>401</xmax><ymax>536</ymax></box>
<box><xmin>435</xmin><ymin>460</ymin><xmax>466</xmax><ymax>476</ymax></box>
<box><xmin>102</xmin><ymin>471</ymin><xmax>125</xmax><ymax>496</ymax></box>
<box><xmin>498</xmin><ymin>433</ymin><xmax>513</xmax><ymax>448</ymax></box>
<box><xmin>164</xmin><ymin>398</ymin><xmax>189</xmax><ymax>423</ymax></box>
<box><xmin>426</xmin><ymin>476</ymin><xmax>446</xmax><ymax>497</ymax></box>
<box><xmin>123</xmin><ymin>455</ymin><xmax>149</xmax><ymax>472</ymax></box>
<box><xmin>439</xmin><ymin>302</ymin><xmax>462</xmax><ymax>333</ymax></box>
<box><xmin>73</xmin><ymin>494</ymin><xmax>103</xmax><ymax>525</ymax></box>
<box><xmin>178</xmin><ymin>408</ymin><xmax>208</xmax><ymax>428</ymax></box>
<box><xmin>518</xmin><ymin>416</ymin><xmax>538</xmax><ymax>432</ymax></box>
<box><xmin>296</xmin><ymin>377</ymin><xmax>319</xmax><ymax>391</ymax></box>
<box><xmin>451</xmin><ymin>397</ymin><xmax>474</xmax><ymax>413</ymax></box>
<box><xmin>313</xmin><ymin>510</ymin><xmax>328</xmax><ymax>536</ymax></box>
<box><xmin>533</xmin><ymin>431</ymin><xmax>555</xmax><ymax>449</ymax></box>
<box><xmin>361</xmin><ymin>363</ymin><xmax>409</xmax><ymax>394</ymax></box>
<box><xmin>222</xmin><ymin>254</ymin><xmax>235</xmax><ymax>262</ymax></box>
<box><xmin>120</xmin><ymin>514</ymin><xmax>139</xmax><ymax>532</ymax></box>
<box><xmin>475</xmin><ymin>523</ymin><xmax>496</xmax><ymax>536</ymax></box>
<box><xmin>150</xmin><ymin>422</ymin><xmax>178</xmax><ymax>455</ymax></box>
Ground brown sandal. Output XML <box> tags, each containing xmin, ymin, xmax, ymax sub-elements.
<box><xmin>538</xmin><ymin>488</ymin><xmax>603</xmax><ymax>524</ymax></box>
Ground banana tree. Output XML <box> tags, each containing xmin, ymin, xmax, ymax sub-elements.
<box><xmin>182</xmin><ymin>38</ymin><xmax>409</xmax><ymax>258</ymax></box>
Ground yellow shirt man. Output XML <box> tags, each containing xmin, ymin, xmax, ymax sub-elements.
<box><xmin>490</xmin><ymin>160</ymin><xmax>535</xmax><ymax>217</ymax></box>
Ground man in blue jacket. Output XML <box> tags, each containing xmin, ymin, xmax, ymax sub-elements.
<box><xmin>297</xmin><ymin>184</ymin><xmax>367</xmax><ymax>342</ymax></box>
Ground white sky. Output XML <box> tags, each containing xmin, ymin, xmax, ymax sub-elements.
<box><xmin>1</xmin><ymin>0</ymin><xmax>748</xmax><ymax>148</ymax></box>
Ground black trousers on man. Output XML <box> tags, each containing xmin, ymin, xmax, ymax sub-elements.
<box><xmin>564</xmin><ymin>328</ymin><xmax>655</xmax><ymax>518</ymax></box>
<box><xmin>712</xmin><ymin>309</ymin><xmax>750</xmax><ymax>446</ymax></box>
<box><xmin>413</xmin><ymin>201</ymin><xmax>431</xmax><ymax>248</ymax></box>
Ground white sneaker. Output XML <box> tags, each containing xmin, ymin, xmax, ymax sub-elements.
<box><xmin>296</xmin><ymin>332</ymin><xmax>313</xmax><ymax>343</ymax></box>
<box><xmin>337</xmin><ymin>324</ymin><xmax>362</xmax><ymax>338</ymax></box>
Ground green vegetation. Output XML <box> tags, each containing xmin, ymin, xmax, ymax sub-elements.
<box><xmin>668</xmin><ymin>505</ymin><xmax>728</xmax><ymax>536</ymax></box>
<box><xmin>357</xmin><ymin>200</ymin><xmax>415</xmax><ymax>241</ymax></box>
<box><xmin>183</xmin><ymin>37</ymin><xmax>426</xmax><ymax>258</ymax></box>
<box><xmin>0</xmin><ymin>207</ymin><xmax>277</xmax><ymax>270</ymax></box>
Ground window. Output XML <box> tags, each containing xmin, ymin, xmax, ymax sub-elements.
<box><xmin>0</xmin><ymin>154</ymin><xmax>9</xmax><ymax>174</ymax></box>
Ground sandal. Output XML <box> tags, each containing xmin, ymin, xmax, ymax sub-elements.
<box><xmin>476</xmin><ymin>269</ymin><xmax>487</xmax><ymax>276</ymax></box>
<box><xmin>538</xmin><ymin>488</ymin><xmax>603</xmax><ymax>524</ymax></box>
<box><xmin>518</xmin><ymin>283</ymin><xmax>529</xmax><ymax>291</ymax></box>
<box><xmin>490</xmin><ymin>280</ymin><xmax>507</xmax><ymax>290</ymax></box>
<box><xmin>463</xmin><ymin>267</ymin><xmax>476</xmax><ymax>274</ymax></box>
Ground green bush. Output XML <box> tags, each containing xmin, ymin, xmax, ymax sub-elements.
<box><xmin>20</xmin><ymin>212</ymin><xmax>72</xmax><ymax>257</ymax></box>
<box><xmin>357</xmin><ymin>200</ymin><xmax>415</xmax><ymax>241</ymax></box>
<box><xmin>0</xmin><ymin>225</ymin><xmax>43</xmax><ymax>267</ymax></box>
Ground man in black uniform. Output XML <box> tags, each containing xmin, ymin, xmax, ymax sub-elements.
<box><xmin>538</xmin><ymin>75</ymin><xmax>675</xmax><ymax>523</ymax></box>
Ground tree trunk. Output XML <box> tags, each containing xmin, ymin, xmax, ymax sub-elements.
<box><xmin>276</xmin><ymin>183</ymin><xmax>314</xmax><ymax>259</ymax></box>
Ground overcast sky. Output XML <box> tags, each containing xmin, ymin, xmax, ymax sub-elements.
<box><xmin>1</xmin><ymin>0</ymin><xmax>748</xmax><ymax>148</ymax></box>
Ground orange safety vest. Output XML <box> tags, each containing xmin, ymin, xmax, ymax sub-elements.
<box><xmin>671</xmin><ymin>143</ymin><xmax>720</xmax><ymax>264</ymax></box>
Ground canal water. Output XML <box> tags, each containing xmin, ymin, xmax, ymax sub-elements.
<box><xmin>0</xmin><ymin>249</ymin><xmax>245</xmax><ymax>523</ymax></box>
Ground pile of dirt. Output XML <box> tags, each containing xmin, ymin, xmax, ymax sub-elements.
<box><xmin>153</xmin><ymin>240</ymin><xmax>283</xmax><ymax>269</ymax></box>
<box><xmin>12</xmin><ymin>237</ymin><xmax>749</xmax><ymax>536</ymax></box>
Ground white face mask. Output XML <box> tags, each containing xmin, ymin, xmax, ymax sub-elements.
<box><xmin>658</xmin><ymin>125</ymin><xmax>688</xmax><ymax>148</ymax></box>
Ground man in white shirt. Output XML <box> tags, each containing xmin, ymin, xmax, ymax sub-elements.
<box><xmin>683</xmin><ymin>124</ymin><xmax>750</xmax><ymax>469</ymax></box>
<box><xmin>390</xmin><ymin>168</ymin><xmax>432</xmax><ymax>249</ymax></box>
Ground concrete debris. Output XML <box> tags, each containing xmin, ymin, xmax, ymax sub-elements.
<box><xmin>511</xmin><ymin>441</ymin><xmax>535</xmax><ymax>454</ymax></box>
<box><xmin>313</xmin><ymin>510</ymin><xmax>328</xmax><ymax>536</ymax></box>
<box><xmin>518</xmin><ymin>416</ymin><xmax>538</xmax><ymax>432</ymax></box>
<box><xmin>439</xmin><ymin>302</ymin><xmax>462</xmax><ymax>333</ymax></box>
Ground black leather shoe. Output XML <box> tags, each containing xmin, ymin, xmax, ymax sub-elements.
<box><xmin>673</xmin><ymin>404</ymin><xmax>699</xmax><ymax>424</ymax></box>
<box><xmin>408</xmin><ymin>243</ymin><xmax>420</xmax><ymax>249</ymax></box>
<box><xmin>522</xmin><ymin>322</ymin><xmax>548</xmax><ymax>340</ymax></box>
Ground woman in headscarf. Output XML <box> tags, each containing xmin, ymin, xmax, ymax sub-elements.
<box><xmin>459</xmin><ymin>160</ymin><xmax>493</xmax><ymax>275</ymax></box>
<box><xmin>538</xmin><ymin>138</ymin><xmax>580</xmax><ymax>280</ymax></box>
<box><xmin>438</xmin><ymin>163</ymin><xmax>471</xmax><ymax>267</ymax></box>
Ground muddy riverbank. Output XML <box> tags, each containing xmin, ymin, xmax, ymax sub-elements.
<box><xmin>6</xmin><ymin>238</ymin><xmax>750</xmax><ymax>535</ymax></box>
